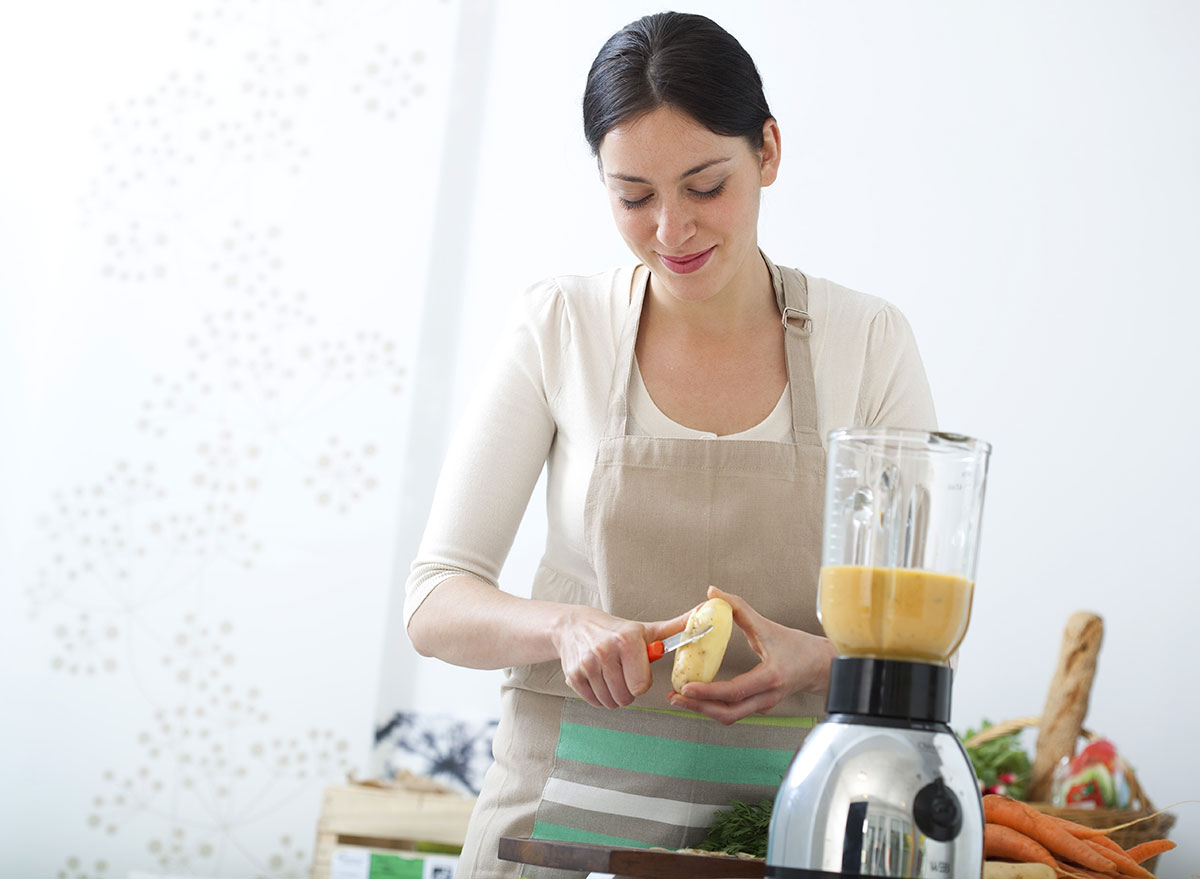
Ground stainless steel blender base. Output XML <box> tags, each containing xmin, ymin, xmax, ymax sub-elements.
<box><xmin>766</xmin><ymin>716</ymin><xmax>984</xmax><ymax>878</ymax></box>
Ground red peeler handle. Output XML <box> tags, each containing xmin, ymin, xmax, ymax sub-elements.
<box><xmin>646</xmin><ymin>640</ymin><xmax>666</xmax><ymax>662</ymax></box>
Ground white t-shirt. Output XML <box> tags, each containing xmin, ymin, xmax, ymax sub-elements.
<box><xmin>403</xmin><ymin>264</ymin><xmax>937</xmax><ymax>626</ymax></box>
<box><xmin>628</xmin><ymin>357</ymin><xmax>792</xmax><ymax>440</ymax></box>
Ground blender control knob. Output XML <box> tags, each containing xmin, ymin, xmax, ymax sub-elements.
<box><xmin>912</xmin><ymin>778</ymin><xmax>962</xmax><ymax>842</ymax></box>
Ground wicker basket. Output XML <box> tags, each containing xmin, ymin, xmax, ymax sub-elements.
<box><xmin>965</xmin><ymin>717</ymin><xmax>1176</xmax><ymax>868</ymax></box>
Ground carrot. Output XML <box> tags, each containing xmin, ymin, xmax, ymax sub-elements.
<box><xmin>1083</xmin><ymin>838</ymin><xmax>1154</xmax><ymax>879</ymax></box>
<box><xmin>1124</xmin><ymin>840</ymin><xmax>1176</xmax><ymax>864</ymax></box>
<box><xmin>1037</xmin><ymin>810</ymin><xmax>1108</xmax><ymax>840</ymax></box>
<box><xmin>985</xmin><ymin>822</ymin><xmax>1057</xmax><ymax>868</ymax></box>
<box><xmin>983</xmin><ymin>796</ymin><xmax>1119</xmax><ymax>873</ymax></box>
<box><xmin>1088</xmin><ymin>834</ymin><xmax>1155</xmax><ymax>877</ymax></box>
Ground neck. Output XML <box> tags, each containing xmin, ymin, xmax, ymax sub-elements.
<box><xmin>646</xmin><ymin>251</ymin><xmax>776</xmax><ymax>339</ymax></box>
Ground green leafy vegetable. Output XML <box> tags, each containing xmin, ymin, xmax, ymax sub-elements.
<box><xmin>959</xmin><ymin>720</ymin><xmax>1032</xmax><ymax>801</ymax></box>
<box><xmin>696</xmin><ymin>799</ymin><xmax>773</xmax><ymax>858</ymax></box>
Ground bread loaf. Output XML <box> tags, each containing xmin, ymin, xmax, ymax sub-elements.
<box><xmin>1028</xmin><ymin>611</ymin><xmax>1104</xmax><ymax>801</ymax></box>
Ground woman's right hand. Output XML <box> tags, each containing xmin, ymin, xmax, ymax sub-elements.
<box><xmin>552</xmin><ymin>605</ymin><xmax>692</xmax><ymax>709</ymax></box>
<box><xmin>407</xmin><ymin>575</ymin><xmax>693</xmax><ymax>708</ymax></box>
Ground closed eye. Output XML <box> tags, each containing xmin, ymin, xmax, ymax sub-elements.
<box><xmin>692</xmin><ymin>182</ymin><xmax>725</xmax><ymax>200</ymax></box>
<box><xmin>617</xmin><ymin>181</ymin><xmax>725</xmax><ymax>210</ymax></box>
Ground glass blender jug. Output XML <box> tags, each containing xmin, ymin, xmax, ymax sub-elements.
<box><xmin>767</xmin><ymin>428</ymin><xmax>992</xmax><ymax>879</ymax></box>
<box><xmin>819</xmin><ymin>427</ymin><xmax>991</xmax><ymax>664</ymax></box>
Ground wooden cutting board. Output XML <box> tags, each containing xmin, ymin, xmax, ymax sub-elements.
<box><xmin>498</xmin><ymin>837</ymin><xmax>765</xmax><ymax>878</ymax></box>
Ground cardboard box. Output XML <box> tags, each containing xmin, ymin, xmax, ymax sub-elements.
<box><xmin>311</xmin><ymin>781</ymin><xmax>476</xmax><ymax>879</ymax></box>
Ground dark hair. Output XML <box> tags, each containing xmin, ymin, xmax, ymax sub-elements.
<box><xmin>582</xmin><ymin>12</ymin><xmax>772</xmax><ymax>156</ymax></box>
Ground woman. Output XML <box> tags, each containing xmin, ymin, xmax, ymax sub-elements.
<box><xmin>405</xmin><ymin>11</ymin><xmax>936</xmax><ymax>877</ymax></box>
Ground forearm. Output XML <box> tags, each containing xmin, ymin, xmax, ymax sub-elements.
<box><xmin>406</xmin><ymin>574</ymin><xmax>574</xmax><ymax>669</ymax></box>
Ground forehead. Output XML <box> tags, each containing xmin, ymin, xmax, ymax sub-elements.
<box><xmin>598</xmin><ymin>106</ymin><xmax>748</xmax><ymax>179</ymax></box>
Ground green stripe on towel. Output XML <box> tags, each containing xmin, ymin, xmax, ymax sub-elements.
<box><xmin>531</xmin><ymin>820</ymin><xmax>654</xmax><ymax>849</ymax></box>
<box><xmin>555</xmin><ymin>722</ymin><xmax>795</xmax><ymax>785</ymax></box>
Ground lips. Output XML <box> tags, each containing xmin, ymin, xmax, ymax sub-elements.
<box><xmin>658</xmin><ymin>246</ymin><xmax>715</xmax><ymax>274</ymax></box>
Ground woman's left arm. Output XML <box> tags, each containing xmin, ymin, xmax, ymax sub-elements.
<box><xmin>666</xmin><ymin>585</ymin><xmax>836</xmax><ymax>725</ymax></box>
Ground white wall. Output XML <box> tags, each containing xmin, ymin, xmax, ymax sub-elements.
<box><xmin>0</xmin><ymin>0</ymin><xmax>457</xmax><ymax>875</ymax></box>
<box><xmin>389</xmin><ymin>0</ymin><xmax>1200</xmax><ymax>873</ymax></box>
<box><xmin>2</xmin><ymin>0</ymin><xmax>1195</xmax><ymax>875</ymax></box>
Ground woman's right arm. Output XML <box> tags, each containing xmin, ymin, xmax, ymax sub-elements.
<box><xmin>403</xmin><ymin>280</ymin><xmax>560</xmax><ymax>646</ymax></box>
<box><xmin>402</xmin><ymin>280</ymin><xmax>688</xmax><ymax>708</ymax></box>
<box><xmin>408</xmin><ymin>575</ymin><xmax>689</xmax><ymax>709</ymax></box>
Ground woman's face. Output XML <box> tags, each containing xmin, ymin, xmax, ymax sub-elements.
<box><xmin>597</xmin><ymin>105</ymin><xmax>780</xmax><ymax>307</ymax></box>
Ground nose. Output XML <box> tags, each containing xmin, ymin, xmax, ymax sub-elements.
<box><xmin>655</xmin><ymin>197</ymin><xmax>695</xmax><ymax>249</ymax></box>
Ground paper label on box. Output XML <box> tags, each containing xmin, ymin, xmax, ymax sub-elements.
<box><xmin>331</xmin><ymin>847</ymin><xmax>458</xmax><ymax>879</ymax></box>
<box><xmin>331</xmin><ymin>848</ymin><xmax>371</xmax><ymax>879</ymax></box>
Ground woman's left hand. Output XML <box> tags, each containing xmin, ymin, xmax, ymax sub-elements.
<box><xmin>666</xmin><ymin>585</ymin><xmax>836</xmax><ymax>725</ymax></box>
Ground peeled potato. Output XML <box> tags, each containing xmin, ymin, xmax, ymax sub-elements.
<box><xmin>671</xmin><ymin>597</ymin><xmax>733</xmax><ymax>693</ymax></box>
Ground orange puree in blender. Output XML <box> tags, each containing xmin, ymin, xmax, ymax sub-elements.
<box><xmin>818</xmin><ymin>565</ymin><xmax>974</xmax><ymax>662</ymax></box>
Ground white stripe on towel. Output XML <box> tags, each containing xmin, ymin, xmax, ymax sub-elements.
<box><xmin>541</xmin><ymin>777</ymin><xmax>725</xmax><ymax>829</ymax></box>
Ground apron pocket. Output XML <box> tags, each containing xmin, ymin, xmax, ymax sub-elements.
<box><xmin>532</xmin><ymin>699</ymin><xmax>815</xmax><ymax>850</ymax></box>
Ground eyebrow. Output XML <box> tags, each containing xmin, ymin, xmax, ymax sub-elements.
<box><xmin>605</xmin><ymin>156</ymin><xmax>732</xmax><ymax>184</ymax></box>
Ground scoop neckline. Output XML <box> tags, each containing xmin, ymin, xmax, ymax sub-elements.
<box><xmin>630</xmin><ymin>357</ymin><xmax>790</xmax><ymax>440</ymax></box>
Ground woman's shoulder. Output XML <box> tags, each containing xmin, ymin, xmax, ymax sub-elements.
<box><xmin>779</xmin><ymin>267</ymin><xmax>896</xmax><ymax>327</ymax></box>
<box><xmin>513</xmin><ymin>265</ymin><xmax>637</xmax><ymax>341</ymax></box>
<box><xmin>773</xmin><ymin>264</ymin><xmax>920</xmax><ymax>360</ymax></box>
<box><xmin>523</xmin><ymin>264</ymin><xmax>636</xmax><ymax>307</ymax></box>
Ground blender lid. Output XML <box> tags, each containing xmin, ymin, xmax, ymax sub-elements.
<box><xmin>825</xmin><ymin>656</ymin><xmax>953</xmax><ymax>724</ymax></box>
<box><xmin>825</xmin><ymin>425</ymin><xmax>993</xmax><ymax>457</ymax></box>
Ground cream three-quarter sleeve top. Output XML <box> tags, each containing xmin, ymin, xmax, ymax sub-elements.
<box><xmin>403</xmin><ymin>264</ymin><xmax>937</xmax><ymax>627</ymax></box>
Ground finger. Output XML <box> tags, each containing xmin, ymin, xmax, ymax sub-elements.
<box><xmin>582</xmin><ymin>634</ymin><xmax>638</xmax><ymax>708</ymax></box>
<box><xmin>621</xmin><ymin>642</ymin><xmax>654</xmax><ymax>698</ymax></box>
<box><xmin>706</xmin><ymin>584</ymin><xmax>748</xmax><ymax>608</ymax></box>
<box><xmin>567</xmin><ymin>672</ymin><xmax>604</xmax><ymax>709</ymax></box>
<box><xmin>600</xmin><ymin>658</ymin><xmax>635</xmax><ymax>708</ymax></box>
<box><xmin>707</xmin><ymin>586</ymin><xmax>773</xmax><ymax>655</ymax></box>
<box><xmin>573</xmin><ymin>647</ymin><xmax>621</xmax><ymax>709</ymax></box>
<box><xmin>643</xmin><ymin>609</ymin><xmax>693</xmax><ymax>643</ymax></box>
<box><xmin>589</xmin><ymin>673</ymin><xmax>621</xmax><ymax>709</ymax></box>
<box><xmin>708</xmin><ymin>585</ymin><xmax>760</xmax><ymax>626</ymax></box>
<box><xmin>680</xmin><ymin>663</ymin><xmax>781</xmax><ymax>704</ymax></box>
<box><xmin>667</xmin><ymin>688</ymin><xmax>781</xmax><ymax>726</ymax></box>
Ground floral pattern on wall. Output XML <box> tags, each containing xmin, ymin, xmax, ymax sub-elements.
<box><xmin>7</xmin><ymin>0</ymin><xmax>458</xmax><ymax>876</ymax></box>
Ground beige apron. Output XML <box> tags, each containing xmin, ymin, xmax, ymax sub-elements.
<box><xmin>461</xmin><ymin>255</ymin><xmax>828</xmax><ymax>879</ymax></box>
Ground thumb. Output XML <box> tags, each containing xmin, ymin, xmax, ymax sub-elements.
<box><xmin>707</xmin><ymin>585</ymin><xmax>760</xmax><ymax>626</ymax></box>
<box><xmin>700</xmin><ymin>586</ymin><xmax>768</xmax><ymax>634</ymax></box>
<box><xmin>707</xmin><ymin>586</ymin><xmax>771</xmax><ymax>653</ymax></box>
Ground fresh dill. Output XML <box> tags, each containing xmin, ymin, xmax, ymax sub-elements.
<box><xmin>695</xmin><ymin>799</ymin><xmax>773</xmax><ymax>858</ymax></box>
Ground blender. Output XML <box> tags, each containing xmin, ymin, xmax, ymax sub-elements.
<box><xmin>767</xmin><ymin>428</ymin><xmax>992</xmax><ymax>878</ymax></box>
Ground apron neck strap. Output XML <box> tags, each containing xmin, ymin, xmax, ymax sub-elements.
<box><xmin>603</xmin><ymin>266</ymin><xmax>650</xmax><ymax>434</ymax></box>
<box><xmin>765</xmin><ymin>254</ymin><xmax>822</xmax><ymax>441</ymax></box>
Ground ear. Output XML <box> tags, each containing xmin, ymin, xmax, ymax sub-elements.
<box><xmin>759</xmin><ymin>118</ymin><xmax>781</xmax><ymax>187</ymax></box>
